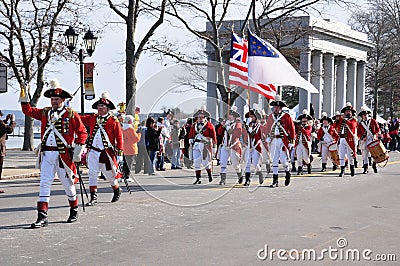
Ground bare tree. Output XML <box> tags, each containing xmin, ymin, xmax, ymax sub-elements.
<box><xmin>0</xmin><ymin>0</ymin><xmax>84</xmax><ymax>150</ymax></box>
<box><xmin>106</xmin><ymin>0</ymin><xmax>168</xmax><ymax>115</ymax></box>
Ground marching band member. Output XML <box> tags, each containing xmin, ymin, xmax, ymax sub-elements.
<box><xmin>80</xmin><ymin>92</ymin><xmax>124</xmax><ymax>206</ymax></box>
<box><xmin>357</xmin><ymin>107</ymin><xmax>381</xmax><ymax>173</ymax></box>
<box><xmin>294</xmin><ymin>110</ymin><xmax>313</xmax><ymax>175</ymax></box>
<box><xmin>317</xmin><ymin>112</ymin><xmax>339</xmax><ymax>171</ymax></box>
<box><xmin>20</xmin><ymin>80</ymin><xmax>87</xmax><ymax>228</ymax></box>
<box><xmin>243</xmin><ymin>104</ymin><xmax>264</xmax><ymax>185</ymax></box>
<box><xmin>189</xmin><ymin>106</ymin><xmax>217</xmax><ymax>184</ymax></box>
<box><xmin>265</xmin><ymin>95</ymin><xmax>296</xmax><ymax>187</ymax></box>
<box><xmin>335</xmin><ymin>102</ymin><xmax>358</xmax><ymax>177</ymax></box>
<box><xmin>217</xmin><ymin>106</ymin><xmax>247</xmax><ymax>185</ymax></box>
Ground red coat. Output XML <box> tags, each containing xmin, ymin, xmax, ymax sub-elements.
<box><xmin>244</xmin><ymin>122</ymin><xmax>263</xmax><ymax>153</ymax></box>
<box><xmin>317</xmin><ymin>125</ymin><xmax>339</xmax><ymax>143</ymax></box>
<box><xmin>265</xmin><ymin>112</ymin><xmax>296</xmax><ymax>148</ymax></box>
<box><xmin>81</xmin><ymin>114</ymin><xmax>124</xmax><ymax>170</ymax></box>
<box><xmin>335</xmin><ymin>116</ymin><xmax>358</xmax><ymax>156</ymax></box>
<box><xmin>189</xmin><ymin>120</ymin><xmax>217</xmax><ymax>144</ymax></box>
<box><xmin>218</xmin><ymin>121</ymin><xmax>247</xmax><ymax>156</ymax></box>
<box><xmin>21</xmin><ymin>103</ymin><xmax>88</xmax><ymax>180</ymax></box>
<box><xmin>357</xmin><ymin>118</ymin><xmax>380</xmax><ymax>140</ymax></box>
<box><xmin>294</xmin><ymin>124</ymin><xmax>312</xmax><ymax>147</ymax></box>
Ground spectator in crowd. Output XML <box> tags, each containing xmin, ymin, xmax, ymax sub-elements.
<box><xmin>170</xmin><ymin>119</ymin><xmax>185</xmax><ymax>169</ymax></box>
<box><xmin>388</xmin><ymin>117</ymin><xmax>399</xmax><ymax>151</ymax></box>
<box><xmin>156</xmin><ymin>117</ymin><xmax>169</xmax><ymax>171</ymax></box>
<box><xmin>183</xmin><ymin>117</ymin><xmax>194</xmax><ymax>169</ymax></box>
<box><xmin>135</xmin><ymin>121</ymin><xmax>149</xmax><ymax>174</ymax></box>
<box><xmin>0</xmin><ymin>110</ymin><xmax>16</xmax><ymax>180</ymax></box>
<box><xmin>147</xmin><ymin>117</ymin><xmax>161</xmax><ymax>175</ymax></box>
<box><xmin>122</xmin><ymin>115</ymin><xmax>140</xmax><ymax>181</ymax></box>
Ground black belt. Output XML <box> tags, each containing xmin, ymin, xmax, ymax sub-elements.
<box><xmin>43</xmin><ymin>146</ymin><xmax>58</xmax><ymax>151</ymax></box>
<box><xmin>340</xmin><ymin>134</ymin><xmax>346</xmax><ymax>138</ymax></box>
<box><xmin>91</xmin><ymin>146</ymin><xmax>104</xmax><ymax>152</ymax></box>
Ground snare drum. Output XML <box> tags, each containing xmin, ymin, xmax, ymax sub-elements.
<box><xmin>367</xmin><ymin>140</ymin><xmax>389</xmax><ymax>164</ymax></box>
<box><xmin>328</xmin><ymin>143</ymin><xmax>340</xmax><ymax>166</ymax></box>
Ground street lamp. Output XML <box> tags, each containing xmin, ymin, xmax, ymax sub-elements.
<box><xmin>64</xmin><ymin>26</ymin><xmax>98</xmax><ymax>115</ymax></box>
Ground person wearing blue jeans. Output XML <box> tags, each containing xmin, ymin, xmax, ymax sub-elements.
<box><xmin>170</xmin><ymin>119</ymin><xmax>185</xmax><ymax>169</ymax></box>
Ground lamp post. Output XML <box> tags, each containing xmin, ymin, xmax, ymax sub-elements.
<box><xmin>64</xmin><ymin>26</ymin><xmax>97</xmax><ymax>115</ymax></box>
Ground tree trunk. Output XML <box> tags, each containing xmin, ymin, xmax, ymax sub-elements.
<box><xmin>22</xmin><ymin>115</ymin><xmax>34</xmax><ymax>151</ymax></box>
<box><xmin>125</xmin><ymin>1</ymin><xmax>136</xmax><ymax>116</ymax></box>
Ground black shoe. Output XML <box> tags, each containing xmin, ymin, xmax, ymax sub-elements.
<box><xmin>307</xmin><ymin>164</ymin><xmax>312</xmax><ymax>174</ymax></box>
<box><xmin>362</xmin><ymin>164</ymin><xmax>368</xmax><ymax>174</ymax></box>
<box><xmin>111</xmin><ymin>187</ymin><xmax>122</xmax><ymax>202</ymax></box>
<box><xmin>297</xmin><ymin>166</ymin><xmax>303</xmax><ymax>175</ymax></box>
<box><xmin>86</xmin><ymin>192</ymin><xmax>98</xmax><ymax>206</ymax></box>
<box><xmin>244</xmin><ymin>172</ymin><xmax>251</xmax><ymax>186</ymax></box>
<box><xmin>193</xmin><ymin>178</ymin><xmax>201</xmax><ymax>184</ymax></box>
<box><xmin>332</xmin><ymin>164</ymin><xmax>337</xmax><ymax>171</ymax></box>
<box><xmin>354</xmin><ymin>160</ymin><xmax>358</xmax><ymax>168</ymax></box>
<box><xmin>321</xmin><ymin>163</ymin><xmax>327</xmax><ymax>172</ymax></box>
<box><xmin>291</xmin><ymin>163</ymin><xmax>296</xmax><ymax>172</ymax></box>
<box><xmin>339</xmin><ymin>166</ymin><xmax>345</xmax><ymax>177</ymax></box>
<box><xmin>368</xmin><ymin>157</ymin><xmax>372</xmax><ymax>166</ymax></box>
<box><xmin>372</xmin><ymin>162</ymin><xmax>378</xmax><ymax>173</ymax></box>
<box><xmin>285</xmin><ymin>171</ymin><xmax>291</xmax><ymax>186</ymax></box>
<box><xmin>208</xmin><ymin>172</ymin><xmax>213</xmax><ymax>183</ymax></box>
<box><xmin>270</xmin><ymin>174</ymin><xmax>279</xmax><ymax>187</ymax></box>
<box><xmin>31</xmin><ymin>211</ymin><xmax>48</xmax><ymax>229</ymax></box>
<box><xmin>66</xmin><ymin>207</ymin><xmax>78</xmax><ymax>223</ymax></box>
<box><xmin>238</xmin><ymin>176</ymin><xmax>243</xmax><ymax>184</ymax></box>
<box><xmin>350</xmin><ymin>165</ymin><xmax>355</xmax><ymax>176</ymax></box>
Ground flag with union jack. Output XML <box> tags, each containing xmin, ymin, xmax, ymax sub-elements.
<box><xmin>229</xmin><ymin>32</ymin><xmax>277</xmax><ymax>100</ymax></box>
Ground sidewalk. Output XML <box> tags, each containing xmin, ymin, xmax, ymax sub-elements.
<box><xmin>1</xmin><ymin>149</ymin><xmax>39</xmax><ymax>180</ymax></box>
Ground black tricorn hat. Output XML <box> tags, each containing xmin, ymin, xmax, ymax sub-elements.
<box><xmin>297</xmin><ymin>109</ymin><xmax>313</xmax><ymax>121</ymax></box>
<box><xmin>92</xmin><ymin>91</ymin><xmax>116</xmax><ymax>110</ymax></box>
<box><xmin>245</xmin><ymin>110</ymin><xmax>261</xmax><ymax>120</ymax></box>
<box><xmin>225</xmin><ymin>106</ymin><xmax>241</xmax><ymax>119</ymax></box>
<box><xmin>44</xmin><ymin>79</ymin><xmax>73</xmax><ymax>99</ymax></box>
<box><xmin>358</xmin><ymin>108</ymin><xmax>371</xmax><ymax>117</ymax></box>
<box><xmin>193</xmin><ymin>106</ymin><xmax>211</xmax><ymax>118</ymax></box>
<box><xmin>269</xmin><ymin>95</ymin><xmax>287</xmax><ymax>108</ymax></box>
<box><xmin>341</xmin><ymin>102</ymin><xmax>356</xmax><ymax>115</ymax></box>
<box><xmin>320</xmin><ymin>112</ymin><xmax>333</xmax><ymax>124</ymax></box>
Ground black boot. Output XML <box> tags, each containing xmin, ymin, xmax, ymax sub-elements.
<box><xmin>291</xmin><ymin>162</ymin><xmax>296</xmax><ymax>172</ymax></box>
<box><xmin>207</xmin><ymin>169</ymin><xmax>213</xmax><ymax>183</ymax></box>
<box><xmin>266</xmin><ymin>163</ymin><xmax>271</xmax><ymax>174</ymax></box>
<box><xmin>354</xmin><ymin>159</ymin><xmax>358</xmax><ymax>168</ymax></box>
<box><xmin>307</xmin><ymin>164</ymin><xmax>312</xmax><ymax>174</ymax></box>
<box><xmin>244</xmin><ymin>172</ymin><xmax>251</xmax><ymax>186</ymax></box>
<box><xmin>332</xmin><ymin>164</ymin><xmax>337</xmax><ymax>171</ymax></box>
<box><xmin>256</xmin><ymin>171</ymin><xmax>264</xmax><ymax>184</ymax></box>
<box><xmin>237</xmin><ymin>171</ymin><xmax>243</xmax><ymax>184</ymax></box>
<box><xmin>86</xmin><ymin>191</ymin><xmax>98</xmax><ymax>206</ymax></box>
<box><xmin>285</xmin><ymin>171</ymin><xmax>291</xmax><ymax>186</ymax></box>
<box><xmin>219</xmin><ymin>173</ymin><xmax>226</xmax><ymax>185</ymax></box>
<box><xmin>270</xmin><ymin>174</ymin><xmax>279</xmax><ymax>187</ymax></box>
<box><xmin>66</xmin><ymin>206</ymin><xmax>78</xmax><ymax>223</ymax></box>
<box><xmin>321</xmin><ymin>163</ymin><xmax>327</xmax><ymax>172</ymax></box>
<box><xmin>350</xmin><ymin>165</ymin><xmax>355</xmax><ymax>176</ymax></box>
<box><xmin>339</xmin><ymin>166</ymin><xmax>345</xmax><ymax>177</ymax></box>
<box><xmin>297</xmin><ymin>166</ymin><xmax>303</xmax><ymax>175</ymax></box>
<box><xmin>368</xmin><ymin>157</ymin><xmax>372</xmax><ymax>166</ymax></box>
<box><xmin>31</xmin><ymin>202</ymin><xmax>48</xmax><ymax>229</ymax></box>
<box><xmin>111</xmin><ymin>187</ymin><xmax>122</xmax><ymax>202</ymax></box>
<box><xmin>193</xmin><ymin>170</ymin><xmax>201</xmax><ymax>184</ymax></box>
<box><xmin>362</xmin><ymin>164</ymin><xmax>368</xmax><ymax>174</ymax></box>
<box><xmin>372</xmin><ymin>162</ymin><xmax>378</xmax><ymax>173</ymax></box>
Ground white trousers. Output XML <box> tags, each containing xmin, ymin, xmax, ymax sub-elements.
<box><xmin>339</xmin><ymin>138</ymin><xmax>354</xmax><ymax>166</ymax></box>
<box><xmin>360</xmin><ymin>138</ymin><xmax>373</xmax><ymax>164</ymax></box>
<box><xmin>244</xmin><ymin>148</ymin><xmax>262</xmax><ymax>172</ymax></box>
<box><xmin>320</xmin><ymin>144</ymin><xmax>329</xmax><ymax>164</ymax></box>
<box><xmin>192</xmin><ymin>143</ymin><xmax>211</xmax><ymax>170</ymax></box>
<box><xmin>296</xmin><ymin>143</ymin><xmax>310</xmax><ymax>166</ymax></box>
<box><xmin>39</xmin><ymin>151</ymin><xmax>76</xmax><ymax>203</ymax></box>
<box><xmin>87</xmin><ymin>150</ymin><xmax>118</xmax><ymax>187</ymax></box>
<box><xmin>219</xmin><ymin>146</ymin><xmax>241</xmax><ymax>174</ymax></box>
<box><xmin>270</xmin><ymin>138</ymin><xmax>290</xmax><ymax>175</ymax></box>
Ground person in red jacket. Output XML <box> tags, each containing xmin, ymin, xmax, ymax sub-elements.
<box><xmin>189</xmin><ymin>106</ymin><xmax>217</xmax><ymax>184</ymax></box>
<box><xmin>294</xmin><ymin>110</ymin><xmax>313</xmax><ymax>175</ymax></box>
<box><xmin>80</xmin><ymin>92</ymin><xmax>124</xmax><ymax>206</ymax></box>
<box><xmin>217</xmin><ymin>106</ymin><xmax>247</xmax><ymax>185</ymax></box>
<box><xmin>265</xmin><ymin>95</ymin><xmax>296</xmax><ymax>187</ymax></box>
<box><xmin>19</xmin><ymin>79</ymin><xmax>88</xmax><ymax>228</ymax></box>
<box><xmin>335</xmin><ymin>102</ymin><xmax>358</xmax><ymax>177</ymax></box>
<box><xmin>317</xmin><ymin>112</ymin><xmax>339</xmax><ymax>172</ymax></box>
<box><xmin>357</xmin><ymin>108</ymin><xmax>381</xmax><ymax>174</ymax></box>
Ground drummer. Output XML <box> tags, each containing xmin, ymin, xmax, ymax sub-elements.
<box><xmin>357</xmin><ymin>107</ymin><xmax>381</xmax><ymax>174</ymax></box>
<box><xmin>317</xmin><ymin>112</ymin><xmax>339</xmax><ymax>171</ymax></box>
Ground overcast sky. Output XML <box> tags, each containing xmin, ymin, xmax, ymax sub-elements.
<box><xmin>0</xmin><ymin>2</ymin><xmax>356</xmax><ymax>114</ymax></box>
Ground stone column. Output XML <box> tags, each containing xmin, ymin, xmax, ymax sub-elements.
<box><xmin>206</xmin><ymin>54</ymin><xmax>218</xmax><ymax>119</ymax></box>
<box><xmin>346</xmin><ymin>59</ymin><xmax>357</xmax><ymax>110</ymax></box>
<box><xmin>311</xmin><ymin>50</ymin><xmax>323</xmax><ymax>118</ymax></box>
<box><xmin>299</xmin><ymin>49</ymin><xmax>312</xmax><ymax>114</ymax></box>
<box><xmin>356</xmin><ymin>61</ymin><xmax>366</xmax><ymax>111</ymax></box>
<box><xmin>323</xmin><ymin>53</ymin><xmax>335</xmax><ymax>116</ymax></box>
<box><xmin>335</xmin><ymin>56</ymin><xmax>347</xmax><ymax>112</ymax></box>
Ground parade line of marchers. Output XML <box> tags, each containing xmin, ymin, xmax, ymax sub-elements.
<box><xmin>16</xmin><ymin>78</ymin><xmax>389</xmax><ymax>229</ymax></box>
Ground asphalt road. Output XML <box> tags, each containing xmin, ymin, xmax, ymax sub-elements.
<box><xmin>0</xmin><ymin>154</ymin><xmax>399</xmax><ymax>265</ymax></box>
